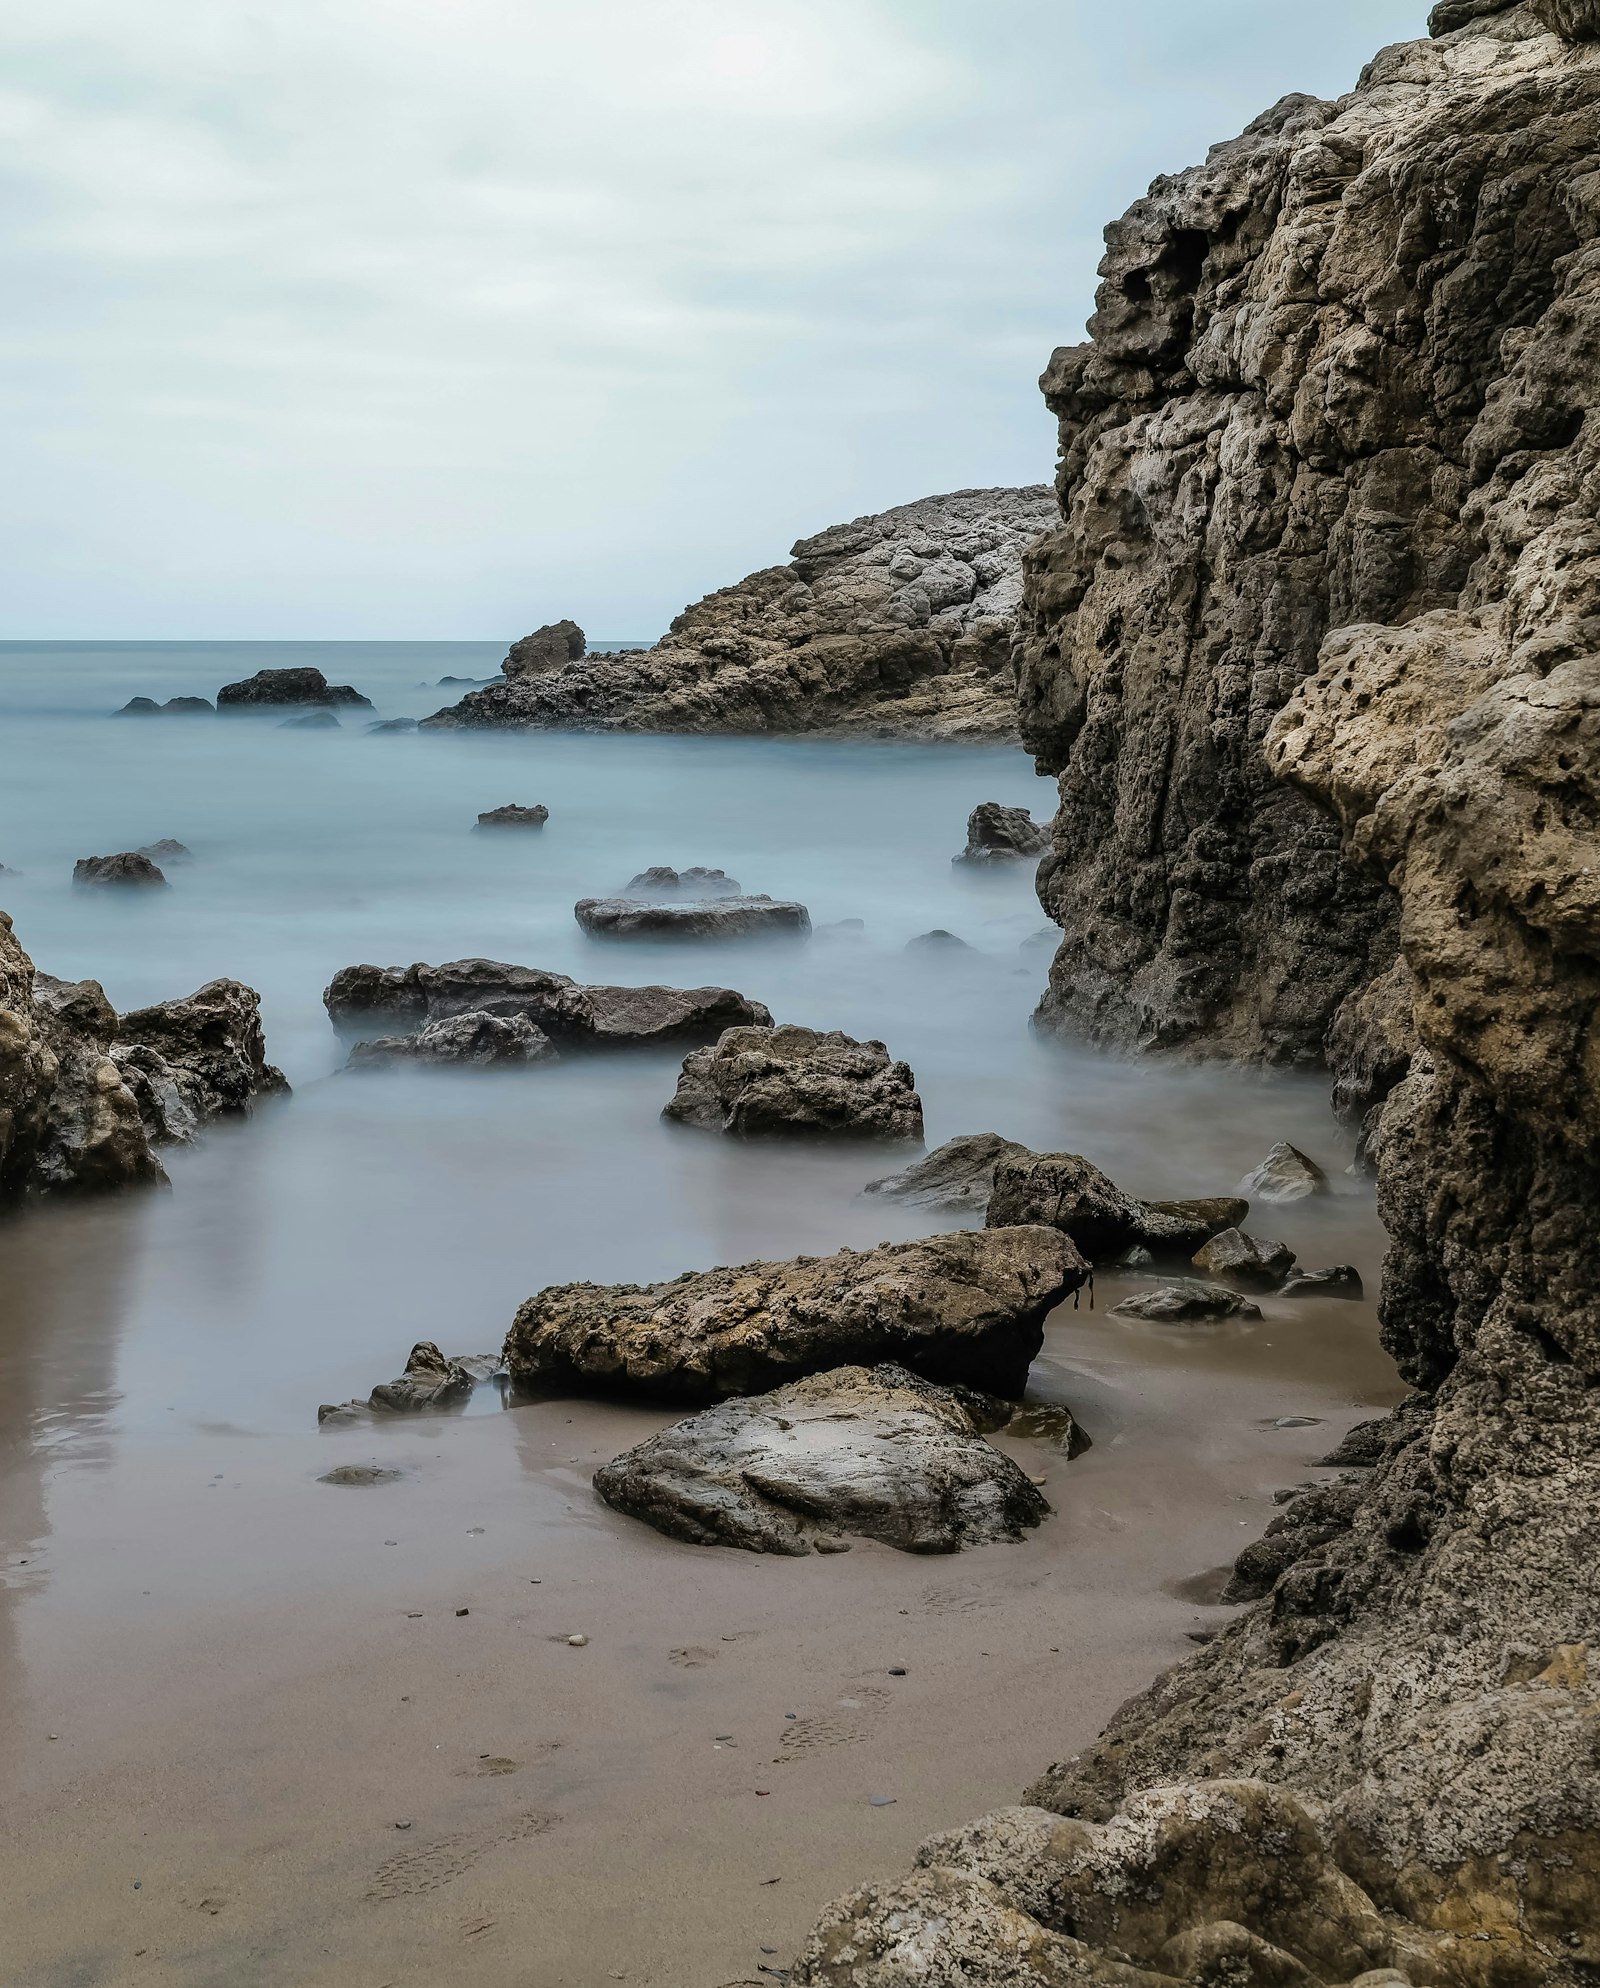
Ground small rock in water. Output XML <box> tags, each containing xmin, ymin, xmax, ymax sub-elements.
<box><xmin>864</xmin><ymin>1132</ymin><xmax>1028</xmax><ymax>1217</ymax></box>
<box><xmin>664</xmin><ymin>1023</ymin><xmax>923</xmax><ymax>1143</ymax></box>
<box><xmin>1238</xmin><ymin>1140</ymin><xmax>1329</xmax><ymax>1204</ymax></box>
<box><xmin>1110</xmin><ymin>1280</ymin><xmax>1262</xmax><ymax>1323</ymax></box>
<box><xmin>905</xmin><ymin>928</ymin><xmax>972</xmax><ymax>952</ymax></box>
<box><xmin>475</xmin><ymin>803</ymin><xmax>549</xmax><ymax>829</ymax></box>
<box><xmin>953</xmin><ymin>801</ymin><xmax>1048</xmax><ymax>867</ymax></box>
<box><xmin>1280</xmin><ymin>1264</ymin><xmax>1365</xmax><ymax>1300</ymax></box>
<box><xmin>368</xmin><ymin>716</ymin><xmax>417</xmax><ymax>733</ymax></box>
<box><xmin>1191</xmin><ymin>1227</ymin><xmax>1297</xmax><ymax>1292</ymax></box>
<box><xmin>279</xmin><ymin>710</ymin><xmax>340</xmax><ymax>730</ymax></box>
<box><xmin>622</xmin><ymin>866</ymin><xmax>742</xmax><ymax>898</ymax></box>
<box><xmin>73</xmin><ymin>851</ymin><xmax>168</xmax><ymax>889</ymax></box>
<box><xmin>136</xmin><ymin>839</ymin><xmax>192</xmax><ymax>865</ymax></box>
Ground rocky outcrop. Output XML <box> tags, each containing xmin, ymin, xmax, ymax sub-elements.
<box><xmin>663</xmin><ymin>1024</ymin><xmax>924</xmax><ymax>1142</ymax></box>
<box><xmin>73</xmin><ymin>852</ymin><xmax>167</xmax><ymax>888</ymax></box>
<box><xmin>323</xmin><ymin>958</ymin><xmax>773</xmax><ymax>1048</ymax></box>
<box><xmin>953</xmin><ymin>803</ymin><xmax>1050</xmax><ymax>867</ymax></box>
<box><xmin>573</xmin><ymin>894</ymin><xmax>811</xmax><ymax>941</ymax></box>
<box><xmin>421</xmin><ymin>488</ymin><xmax>1058</xmax><ymax>741</ymax></box>
<box><xmin>217</xmin><ymin>666</ymin><xmax>370</xmax><ymax>708</ymax></box>
<box><xmin>503</xmin><ymin>619</ymin><xmax>586</xmax><ymax>675</ymax></box>
<box><xmin>593</xmin><ymin>1363</ymin><xmax>1050</xmax><ymax>1556</ymax></box>
<box><xmin>115</xmin><ymin>981</ymin><xmax>289</xmax><ymax>1132</ymax></box>
<box><xmin>346</xmin><ymin>1011</ymin><xmax>555</xmax><ymax>1068</ymax></box>
<box><xmin>503</xmin><ymin>1227</ymin><xmax>1088</xmax><ymax>1404</ymax></box>
<box><xmin>316</xmin><ymin>1341</ymin><xmax>501</xmax><ymax>1424</ymax></box>
<box><xmin>621</xmin><ymin>866</ymin><xmax>742</xmax><ymax>897</ymax></box>
<box><xmin>474</xmin><ymin>803</ymin><xmax>548</xmax><ymax>829</ymax></box>
<box><xmin>864</xmin><ymin>1133</ymin><xmax>1032</xmax><ymax>1217</ymax></box>
<box><xmin>803</xmin><ymin>7</ymin><xmax>1600</xmax><ymax>1980</ymax></box>
<box><xmin>118</xmin><ymin>696</ymin><xmax>213</xmax><ymax>716</ymax></box>
<box><xmin>986</xmin><ymin>1150</ymin><xmax>1247</xmax><ymax>1264</ymax></box>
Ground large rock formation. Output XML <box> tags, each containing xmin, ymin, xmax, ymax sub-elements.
<box><xmin>503</xmin><ymin>1227</ymin><xmax>1088</xmax><ymax>1405</ymax></box>
<box><xmin>799</xmin><ymin>6</ymin><xmax>1600</xmax><ymax>1982</ymax></box>
<box><xmin>662</xmin><ymin>1024</ymin><xmax>925</xmax><ymax>1142</ymax></box>
<box><xmin>421</xmin><ymin>488</ymin><xmax>1057</xmax><ymax>741</ymax></box>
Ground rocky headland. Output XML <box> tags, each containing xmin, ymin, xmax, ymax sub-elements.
<box><xmin>796</xmin><ymin>4</ymin><xmax>1600</xmax><ymax>1982</ymax></box>
<box><xmin>420</xmin><ymin>486</ymin><xmax>1057</xmax><ymax>741</ymax></box>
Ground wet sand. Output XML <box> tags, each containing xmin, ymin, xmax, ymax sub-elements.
<box><xmin>2</xmin><ymin>1274</ymin><xmax>1402</xmax><ymax>1988</ymax></box>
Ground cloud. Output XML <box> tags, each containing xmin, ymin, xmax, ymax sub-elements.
<box><xmin>0</xmin><ymin>0</ymin><xmax>1430</xmax><ymax>636</ymax></box>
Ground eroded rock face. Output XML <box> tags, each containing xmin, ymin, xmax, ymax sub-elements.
<box><xmin>663</xmin><ymin>1024</ymin><xmax>924</xmax><ymax>1142</ymax></box>
<box><xmin>504</xmin><ymin>619</ymin><xmax>585</xmax><ymax>676</ymax></box>
<box><xmin>954</xmin><ymin>802</ymin><xmax>1050</xmax><ymax>867</ymax></box>
<box><xmin>503</xmin><ymin>1226</ymin><xmax>1088</xmax><ymax>1404</ymax></box>
<box><xmin>117</xmin><ymin>981</ymin><xmax>289</xmax><ymax>1130</ymax></box>
<box><xmin>803</xmin><ymin>8</ymin><xmax>1600</xmax><ymax>1980</ymax></box>
<box><xmin>347</xmin><ymin>1010</ymin><xmax>555</xmax><ymax>1068</ymax></box>
<box><xmin>73</xmin><ymin>852</ymin><xmax>167</xmax><ymax>889</ymax></box>
<box><xmin>593</xmin><ymin>1363</ymin><xmax>1051</xmax><ymax>1556</ymax></box>
<box><xmin>865</xmin><ymin>1133</ymin><xmax>1032</xmax><ymax>1217</ymax></box>
<box><xmin>421</xmin><ymin>488</ymin><xmax>1058</xmax><ymax>742</ymax></box>
<box><xmin>217</xmin><ymin>666</ymin><xmax>371</xmax><ymax>708</ymax></box>
<box><xmin>573</xmin><ymin>894</ymin><xmax>811</xmax><ymax>941</ymax></box>
<box><xmin>986</xmin><ymin>1150</ymin><xmax>1247</xmax><ymax>1264</ymax></box>
<box><xmin>323</xmin><ymin>959</ymin><xmax>772</xmax><ymax>1049</ymax></box>
<box><xmin>475</xmin><ymin>803</ymin><xmax>548</xmax><ymax>829</ymax></box>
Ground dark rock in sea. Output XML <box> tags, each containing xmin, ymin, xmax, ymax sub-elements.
<box><xmin>1238</xmin><ymin>1141</ymin><xmax>1329</xmax><ymax>1205</ymax></box>
<box><xmin>906</xmin><ymin>928</ymin><xmax>972</xmax><ymax>952</ymax></box>
<box><xmin>1109</xmin><ymin>1280</ymin><xmax>1262</xmax><ymax>1323</ymax></box>
<box><xmin>594</xmin><ymin>1364</ymin><xmax>1051</xmax><ymax>1556</ymax></box>
<box><xmin>217</xmin><ymin>666</ymin><xmax>371</xmax><ymax>709</ymax></box>
<box><xmin>574</xmin><ymin>894</ymin><xmax>810</xmax><ymax>941</ymax></box>
<box><xmin>504</xmin><ymin>1226</ymin><xmax>1089</xmax><ymax>1405</ymax></box>
<box><xmin>1280</xmin><ymin>1264</ymin><xmax>1365</xmax><ymax>1302</ymax></box>
<box><xmin>953</xmin><ymin>802</ymin><xmax>1049</xmax><ymax>867</ymax></box>
<box><xmin>135</xmin><ymin>839</ymin><xmax>192</xmax><ymax>865</ymax></box>
<box><xmin>118</xmin><ymin>697</ymin><xmax>160</xmax><ymax>715</ymax></box>
<box><xmin>280</xmin><ymin>710</ymin><xmax>339</xmax><ymax>730</ymax></box>
<box><xmin>73</xmin><ymin>852</ymin><xmax>168</xmax><ymax>889</ymax></box>
<box><xmin>323</xmin><ymin>958</ymin><xmax>771</xmax><ymax>1049</ymax></box>
<box><xmin>435</xmin><ymin>675</ymin><xmax>492</xmax><ymax>686</ymax></box>
<box><xmin>116</xmin><ymin>979</ymin><xmax>290</xmax><ymax>1132</ymax></box>
<box><xmin>864</xmin><ymin>1133</ymin><xmax>1030</xmax><ymax>1217</ymax></box>
<box><xmin>987</xmin><ymin>1150</ymin><xmax>1246</xmax><ymax>1265</ymax></box>
<box><xmin>664</xmin><ymin>1024</ymin><xmax>923</xmax><ymax>1142</ymax></box>
<box><xmin>117</xmin><ymin>695</ymin><xmax>213</xmax><ymax>716</ymax></box>
<box><xmin>503</xmin><ymin>619</ymin><xmax>586</xmax><ymax>676</ymax></box>
<box><xmin>1001</xmin><ymin>1400</ymin><xmax>1091</xmax><ymax>1457</ymax></box>
<box><xmin>475</xmin><ymin>803</ymin><xmax>549</xmax><ymax>829</ymax></box>
<box><xmin>318</xmin><ymin>1341</ymin><xmax>480</xmax><ymax>1425</ymax></box>
<box><xmin>368</xmin><ymin>717</ymin><xmax>417</xmax><ymax>733</ymax></box>
<box><xmin>421</xmin><ymin>491</ymin><xmax>1057</xmax><ymax>742</ymax></box>
<box><xmin>1190</xmin><ymin>1227</ymin><xmax>1297</xmax><ymax>1293</ymax></box>
<box><xmin>347</xmin><ymin>1010</ymin><xmax>555</xmax><ymax>1068</ymax></box>
<box><xmin>622</xmin><ymin>866</ymin><xmax>742</xmax><ymax>898</ymax></box>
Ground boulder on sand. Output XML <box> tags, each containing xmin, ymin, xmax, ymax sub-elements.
<box><xmin>664</xmin><ymin>1024</ymin><xmax>923</xmax><ymax>1141</ymax></box>
<box><xmin>504</xmin><ymin>1226</ymin><xmax>1088</xmax><ymax>1404</ymax></box>
<box><xmin>347</xmin><ymin>1010</ymin><xmax>554</xmax><ymax>1068</ymax></box>
<box><xmin>323</xmin><ymin>958</ymin><xmax>772</xmax><ymax>1049</ymax></box>
<box><xmin>1238</xmin><ymin>1140</ymin><xmax>1329</xmax><ymax>1204</ymax></box>
<box><xmin>864</xmin><ymin>1133</ymin><xmax>1031</xmax><ymax>1217</ymax></box>
<box><xmin>475</xmin><ymin>803</ymin><xmax>549</xmax><ymax>829</ymax></box>
<box><xmin>574</xmin><ymin>894</ymin><xmax>810</xmax><ymax>941</ymax></box>
<box><xmin>217</xmin><ymin>666</ymin><xmax>371</xmax><ymax>709</ymax></box>
<box><xmin>593</xmin><ymin>1363</ymin><xmax>1051</xmax><ymax>1556</ymax></box>
<box><xmin>73</xmin><ymin>851</ymin><xmax>168</xmax><ymax>889</ymax></box>
<box><xmin>622</xmin><ymin>866</ymin><xmax>742</xmax><ymax>897</ymax></box>
<box><xmin>1190</xmin><ymin>1227</ymin><xmax>1297</xmax><ymax>1292</ymax></box>
<box><xmin>987</xmin><ymin>1150</ymin><xmax>1247</xmax><ymax>1264</ymax></box>
<box><xmin>953</xmin><ymin>802</ymin><xmax>1049</xmax><ymax>867</ymax></box>
<box><xmin>1110</xmin><ymin>1280</ymin><xmax>1262</xmax><ymax>1323</ymax></box>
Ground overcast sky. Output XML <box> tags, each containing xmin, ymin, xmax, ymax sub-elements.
<box><xmin>2</xmin><ymin>0</ymin><xmax>1429</xmax><ymax>640</ymax></box>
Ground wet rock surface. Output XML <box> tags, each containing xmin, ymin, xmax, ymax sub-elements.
<box><xmin>474</xmin><ymin>803</ymin><xmax>548</xmax><ymax>829</ymax></box>
<box><xmin>1189</xmin><ymin>1227</ymin><xmax>1296</xmax><ymax>1293</ymax></box>
<box><xmin>317</xmin><ymin>1341</ymin><xmax>488</xmax><ymax>1424</ymax></box>
<box><xmin>953</xmin><ymin>802</ymin><xmax>1049</xmax><ymax>867</ymax></box>
<box><xmin>986</xmin><ymin>1150</ymin><xmax>1246</xmax><ymax>1265</ymax></box>
<box><xmin>346</xmin><ymin>1010</ymin><xmax>555</xmax><ymax>1068</ymax></box>
<box><xmin>1238</xmin><ymin>1141</ymin><xmax>1329</xmax><ymax>1205</ymax></box>
<box><xmin>73</xmin><ymin>851</ymin><xmax>168</xmax><ymax>889</ymax></box>
<box><xmin>216</xmin><ymin>666</ymin><xmax>371</xmax><ymax>708</ymax></box>
<box><xmin>118</xmin><ymin>696</ymin><xmax>214</xmax><ymax>716</ymax></box>
<box><xmin>1108</xmin><ymin>1281</ymin><xmax>1261</xmax><ymax>1324</ymax></box>
<box><xmin>116</xmin><ymin>980</ymin><xmax>289</xmax><ymax>1132</ymax></box>
<box><xmin>573</xmin><ymin>894</ymin><xmax>811</xmax><ymax>941</ymax></box>
<box><xmin>422</xmin><ymin>488</ymin><xmax>1057</xmax><ymax>741</ymax></box>
<box><xmin>864</xmin><ymin>1133</ymin><xmax>1031</xmax><ymax>1217</ymax></box>
<box><xmin>503</xmin><ymin>1226</ymin><xmax>1088</xmax><ymax>1405</ymax></box>
<box><xmin>593</xmin><ymin>1363</ymin><xmax>1051</xmax><ymax>1557</ymax></box>
<box><xmin>663</xmin><ymin>1024</ymin><xmax>924</xmax><ymax>1142</ymax></box>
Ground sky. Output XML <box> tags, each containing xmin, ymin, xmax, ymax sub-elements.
<box><xmin>1</xmin><ymin>0</ymin><xmax>1431</xmax><ymax>640</ymax></box>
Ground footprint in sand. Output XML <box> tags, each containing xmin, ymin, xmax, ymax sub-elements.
<box><xmin>364</xmin><ymin>1810</ymin><xmax>556</xmax><ymax>1902</ymax></box>
<box><xmin>774</xmin><ymin>1685</ymin><xmax>890</xmax><ymax>1762</ymax></box>
<box><xmin>670</xmin><ymin>1645</ymin><xmax>718</xmax><ymax>1667</ymax></box>
<box><xmin>916</xmin><ymin>1580</ymin><xmax>1000</xmax><ymax>1617</ymax></box>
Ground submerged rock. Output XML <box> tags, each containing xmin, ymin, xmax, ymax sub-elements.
<box><xmin>664</xmin><ymin>1024</ymin><xmax>923</xmax><ymax>1142</ymax></box>
<box><xmin>217</xmin><ymin>666</ymin><xmax>371</xmax><ymax>708</ymax></box>
<box><xmin>117</xmin><ymin>695</ymin><xmax>213</xmax><ymax>716</ymax></box>
<box><xmin>73</xmin><ymin>851</ymin><xmax>168</xmax><ymax>889</ymax></box>
<box><xmin>906</xmin><ymin>928</ymin><xmax>972</xmax><ymax>953</ymax></box>
<box><xmin>864</xmin><ymin>1133</ymin><xmax>1031</xmax><ymax>1217</ymax></box>
<box><xmin>323</xmin><ymin>957</ymin><xmax>771</xmax><ymax>1049</ymax></box>
<box><xmin>594</xmin><ymin>1364</ymin><xmax>1051</xmax><ymax>1556</ymax></box>
<box><xmin>987</xmin><ymin>1151</ymin><xmax>1247</xmax><ymax>1264</ymax></box>
<box><xmin>368</xmin><ymin>716</ymin><xmax>417</xmax><ymax>733</ymax></box>
<box><xmin>622</xmin><ymin>866</ymin><xmax>742</xmax><ymax>897</ymax></box>
<box><xmin>1238</xmin><ymin>1141</ymin><xmax>1329</xmax><ymax>1205</ymax></box>
<box><xmin>317</xmin><ymin>1341</ymin><xmax>485</xmax><ymax>1425</ymax></box>
<box><xmin>504</xmin><ymin>1226</ymin><xmax>1088</xmax><ymax>1404</ymax></box>
<box><xmin>475</xmin><ymin>803</ymin><xmax>548</xmax><ymax>829</ymax></box>
<box><xmin>574</xmin><ymin>894</ymin><xmax>811</xmax><ymax>941</ymax></box>
<box><xmin>422</xmin><ymin>488</ymin><xmax>1057</xmax><ymax>742</ymax></box>
<box><xmin>135</xmin><ymin>839</ymin><xmax>191</xmax><ymax>865</ymax></box>
<box><xmin>280</xmin><ymin>710</ymin><xmax>339</xmax><ymax>730</ymax></box>
<box><xmin>953</xmin><ymin>802</ymin><xmax>1049</xmax><ymax>867</ymax></box>
<box><xmin>1109</xmin><ymin>1280</ymin><xmax>1262</xmax><ymax>1323</ymax></box>
<box><xmin>1190</xmin><ymin>1227</ymin><xmax>1297</xmax><ymax>1292</ymax></box>
<box><xmin>1281</xmin><ymin>1264</ymin><xmax>1365</xmax><ymax>1302</ymax></box>
<box><xmin>347</xmin><ymin>1010</ymin><xmax>555</xmax><ymax>1068</ymax></box>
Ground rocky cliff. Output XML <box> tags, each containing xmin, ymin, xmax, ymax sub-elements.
<box><xmin>796</xmin><ymin>6</ymin><xmax>1600</xmax><ymax>1982</ymax></box>
<box><xmin>422</xmin><ymin>487</ymin><xmax>1056</xmax><ymax>741</ymax></box>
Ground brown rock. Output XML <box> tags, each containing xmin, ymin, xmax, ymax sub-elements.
<box><xmin>663</xmin><ymin>1024</ymin><xmax>923</xmax><ymax>1142</ymax></box>
<box><xmin>987</xmin><ymin>1150</ymin><xmax>1247</xmax><ymax>1263</ymax></box>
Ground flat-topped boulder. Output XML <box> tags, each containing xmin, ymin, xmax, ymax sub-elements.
<box><xmin>217</xmin><ymin>666</ymin><xmax>371</xmax><ymax>709</ymax></box>
<box><xmin>322</xmin><ymin>958</ymin><xmax>771</xmax><ymax>1049</ymax></box>
<box><xmin>987</xmin><ymin>1151</ymin><xmax>1248</xmax><ymax>1265</ymax></box>
<box><xmin>865</xmin><ymin>1133</ymin><xmax>1031</xmax><ymax>1217</ymax></box>
<box><xmin>664</xmin><ymin>1024</ymin><xmax>923</xmax><ymax>1141</ymax></box>
<box><xmin>504</xmin><ymin>1226</ymin><xmax>1088</xmax><ymax>1404</ymax></box>
<box><xmin>574</xmin><ymin>894</ymin><xmax>810</xmax><ymax>941</ymax></box>
<box><xmin>73</xmin><ymin>851</ymin><xmax>168</xmax><ymax>888</ymax></box>
<box><xmin>347</xmin><ymin>1011</ymin><xmax>555</xmax><ymax>1068</ymax></box>
<box><xmin>622</xmin><ymin>866</ymin><xmax>742</xmax><ymax>897</ymax></box>
<box><xmin>594</xmin><ymin>1364</ymin><xmax>1051</xmax><ymax>1556</ymax></box>
<box><xmin>953</xmin><ymin>802</ymin><xmax>1049</xmax><ymax>867</ymax></box>
<box><xmin>1109</xmin><ymin>1281</ymin><xmax>1262</xmax><ymax>1323</ymax></box>
<box><xmin>475</xmin><ymin>803</ymin><xmax>548</xmax><ymax>829</ymax></box>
